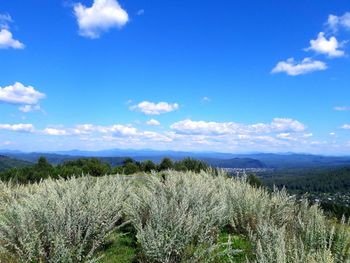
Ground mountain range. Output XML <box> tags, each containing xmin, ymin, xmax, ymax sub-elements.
<box><xmin>1</xmin><ymin>149</ymin><xmax>350</xmax><ymax>170</ymax></box>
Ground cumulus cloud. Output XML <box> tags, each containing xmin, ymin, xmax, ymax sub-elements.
<box><xmin>326</xmin><ymin>12</ymin><xmax>350</xmax><ymax>32</ymax></box>
<box><xmin>130</xmin><ymin>101</ymin><xmax>179</xmax><ymax>115</ymax></box>
<box><xmin>334</xmin><ymin>106</ymin><xmax>350</xmax><ymax>111</ymax></box>
<box><xmin>146</xmin><ymin>119</ymin><xmax>160</xmax><ymax>126</ymax></box>
<box><xmin>0</xmin><ymin>13</ymin><xmax>24</xmax><ymax>49</ymax></box>
<box><xmin>0</xmin><ymin>123</ymin><xmax>34</xmax><ymax>133</ymax></box>
<box><xmin>73</xmin><ymin>123</ymin><xmax>138</xmax><ymax>137</ymax></box>
<box><xmin>306</xmin><ymin>32</ymin><xmax>345</xmax><ymax>57</ymax></box>
<box><xmin>342</xmin><ymin>124</ymin><xmax>350</xmax><ymax>130</ymax></box>
<box><xmin>1</xmin><ymin>117</ymin><xmax>318</xmax><ymax>152</ymax></box>
<box><xmin>0</xmin><ymin>28</ymin><xmax>24</xmax><ymax>49</ymax></box>
<box><xmin>74</xmin><ymin>0</ymin><xmax>129</xmax><ymax>39</ymax></box>
<box><xmin>170</xmin><ymin>118</ymin><xmax>305</xmax><ymax>136</ymax></box>
<box><xmin>271</xmin><ymin>57</ymin><xmax>327</xmax><ymax>76</ymax></box>
<box><xmin>0</xmin><ymin>82</ymin><xmax>45</xmax><ymax>105</ymax></box>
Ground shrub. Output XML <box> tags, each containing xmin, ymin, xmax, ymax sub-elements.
<box><xmin>1</xmin><ymin>170</ymin><xmax>350</xmax><ymax>263</ymax></box>
<box><xmin>125</xmin><ymin>171</ymin><xmax>229</xmax><ymax>263</ymax></box>
<box><xmin>0</xmin><ymin>176</ymin><xmax>130</xmax><ymax>263</ymax></box>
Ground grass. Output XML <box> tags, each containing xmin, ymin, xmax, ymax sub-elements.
<box><xmin>97</xmin><ymin>228</ymin><xmax>254</xmax><ymax>263</ymax></box>
<box><xmin>98</xmin><ymin>231</ymin><xmax>138</xmax><ymax>263</ymax></box>
<box><xmin>215</xmin><ymin>232</ymin><xmax>254</xmax><ymax>262</ymax></box>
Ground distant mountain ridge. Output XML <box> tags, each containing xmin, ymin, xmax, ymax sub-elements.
<box><xmin>0</xmin><ymin>155</ymin><xmax>32</xmax><ymax>172</ymax></box>
<box><xmin>1</xmin><ymin>149</ymin><xmax>350</xmax><ymax>169</ymax></box>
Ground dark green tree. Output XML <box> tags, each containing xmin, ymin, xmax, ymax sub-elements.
<box><xmin>159</xmin><ymin>158</ymin><xmax>174</xmax><ymax>171</ymax></box>
<box><xmin>141</xmin><ymin>160</ymin><xmax>157</xmax><ymax>173</ymax></box>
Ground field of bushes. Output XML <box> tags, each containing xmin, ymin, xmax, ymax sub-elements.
<box><xmin>1</xmin><ymin>170</ymin><xmax>350</xmax><ymax>262</ymax></box>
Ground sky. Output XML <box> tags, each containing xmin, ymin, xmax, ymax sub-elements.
<box><xmin>0</xmin><ymin>0</ymin><xmax>350</xmax><ymax>154</ymax></box>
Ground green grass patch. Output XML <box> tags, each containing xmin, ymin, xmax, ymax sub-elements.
<box><xmin>98</xmin><ymin>232</ymin><xmax>137</xmax><ymax>263</ymax></box>
<box><xmin>213</xmin><ymin>231</ymin><xmax>255</xmax><ymax>262</ymax></box>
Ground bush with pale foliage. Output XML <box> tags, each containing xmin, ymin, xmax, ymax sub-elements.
<box><xmin>0</xmin><ymin>171</ymin><xmax>350</xmax><ymax>263</ymax></box>
<box><xmin>0</xmin><ymin>176</ymin><xmax>130</xmax><ymax>263</ymax></box>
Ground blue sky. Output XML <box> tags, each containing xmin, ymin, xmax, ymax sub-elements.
<box><xmin>0</xmin><ymin>0</ymin><xmax>350</xmax><ymax>154</ymax></box>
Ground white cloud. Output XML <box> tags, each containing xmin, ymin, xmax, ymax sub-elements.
<box><xmin>342</xmin><ymin>124</ymin><xmax>350</xmax><ymax>130</ymax></box>
<box><xmin>2</xmin><ymin>118</ymin><xmax>321</xmax><ymax>153</ymax></box>
<box><xmin>0</xmin><ymin>82</ymin><xmax>45</xmax><ymax>105</ymax></box>
<box><xmin>130</xmin><ymin>101</ymin><xmax>179</xmax><ymax>115</ymax></box>
<box><xmin>109</xmin><ymin>124</ymin><xmax>138</xmax><ymax>136</ymax></box>
<box><xmin>42</xmin><ymin>128</ymin><xmax>69</xmax><ymax>136</ymax></box>
<box><xmin>326</xmin><ymin>13</ymin><xmax>350</xmax><ymax>32</ymax></box>
<box><xmin>146</xmin><ymin>119</ymin><xmax>160</xmax><ymax>126</ymax></box>
<box><xmin>170</xmin><ymin>118</ymin><xmax>305</xmax><ymax>136</ymax></box>
<box><xmin>19</xmin><ymin>104</ymin><xmax>41</xmax><ymax>113</ymax></box>
<box><xmin>334</xmin><ymin>106</ymin><xmax>350</xmax><ymax>111</ymax></box>
<box><xmin>73</xmin><ymin>123</ymin><xmax>138</xmax><ymax>137</ymax></box>
<box><xmin>306</xmin><ymin>32</ymin><xmax>345</xmax><ymax>57</ymax></box>
<box><xmin>271</xmin><ymin>57</ymin><xmax>327</xmax><ymax>76</ymax></box>
<box><xmin>0</xmin><ymin>29</ymin><xmax>24</xmax><ymax>49</ymax></box>
<box><xmin>74</xmin><ymin>0</ymin><xmax>129</xmax><ymax>39</ymax></box>
<box><xmin>330</xmin><ymin>132</ymin><xmax>336</xmax><ymax>136</ymax></box>
<box><xmin>0</xmin><ymin>123</ymin><xmax>34</xmax><ymax>133</ymax></box>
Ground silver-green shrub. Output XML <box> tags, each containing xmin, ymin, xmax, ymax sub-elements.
<box><xmin>1</xmin><ymin>170</ymin><xmax>350</xmax><ymax>263</ymax></box>
<box><xmin>221</xmin><ymin>174</ymin><xmax>350</xmax><ymax>263</ymax></box>
<box><xmin>0</xmin><ymin>176</ymin><xmax>130</xmax><ymax>263</ymax></box>
<box><xmin>125</xmin><ymin>171</ymin><xmax>229</xmax><ymax>263</ymax></box>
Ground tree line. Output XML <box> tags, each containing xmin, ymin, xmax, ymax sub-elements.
<box><xmin>0</xmin><ymin>156</ymin><xmax>210</xmax><ymax>184</ymax></box>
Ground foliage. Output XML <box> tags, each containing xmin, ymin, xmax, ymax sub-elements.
<box><xmin>1</xmin><ymin>171</ymin><xmax>350</xmax><ymax>263</ymax></box>
<box><xmin>98</xmin><ymin>229</ymin><xmax>138</xmax><ymax>263</ymax></box>
<box><xmin>125</xmin><ymin>171</ymin><xmax>228</xmax><ymax>263</ymax></box>
<box><xmin>0</xmin><ymin>155</ymin><xmax>32</xmax><ymax>172</ymax></box>
<box><xmin>0</xmin><ymin>176</ymin><xmax>129</xmax><ymax>263</ymax></box>
<box><xmin>262</xmin><ymin>167</ymin><xmax>350</xmax><ymax>193</ymax></box>
<box><xmin>0</xmin><ymin>156</ymin><xmax>211</xmax><ymax>184</ymax></box>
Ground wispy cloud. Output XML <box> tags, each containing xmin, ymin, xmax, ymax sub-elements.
<box><xmin>0</xmin><ymin>123</ymin><xmax>34</xmax><ymax>133</ymax></box>
<box><xmin>137</xmin><ymin>9</ymin><xmax>144</xmax><ymax>16</ymax></box>
<box><xmin>74</xmin><ymin>0</ymin><xmax>129</xmax><ymax>39</ymax></box>
<box><xmin>201</xmin><ymin>96</ymin><xmax>211</xmax><ymax>103</ymax></box>
<box><xmin>271</xmin><ymin>57</ymin><xmax>327</xmax><ymax>76</ymax></box>
<box><xmin>334</xmin><ymin>106</ymin><xmax>350</xmax><ymax>111</ymax></box>
<box><xmin>170</xmin><ymin>118</ymin><xmax>305</xmax><ymax>135</ymax></box>
<box><xmin>326</xmin><ymin>12</ymin><xmax>350</xmax><ymax>33</ymax></box>
<box><xmin>146</xmin><ymin>119</ymin><xmax>160</xmax><ymax>126</ymax></box>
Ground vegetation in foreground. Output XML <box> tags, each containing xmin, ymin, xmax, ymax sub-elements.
<box><xmin>0</xmin><ymin>171</ymin><xmax>350</xmax><ymax>262</ymax></box>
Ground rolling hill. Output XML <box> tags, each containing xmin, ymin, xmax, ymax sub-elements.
<box><xmin>0</xmin><ymin>155</ymin><xmax>32</xmax><ymax>172</ymax></box>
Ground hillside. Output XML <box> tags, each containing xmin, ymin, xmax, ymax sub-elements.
<box><xmin>1</xmin><ymin>171</ymin><xmax>349</xmax><ymax>263</ymax></box>
<box><xmin>0</xmin><ymin>155</ymin><xmax>32</xmax><ymax>172</ymax></box>
<box><xmin>204</xmin><ymin>157</ymin><xmax>266</xmax><ymax>168</ymax></box>
<box><xmin>263</xmin><ymin>166</ymin><xmax>350</xmax><ymax>193</ymax></box>
<box><xmin>234</xmin><ymin>153</ymin><xmax>350</xmax><ymax>168</ymax></box>
<box><xmin>3</xmin><ymin>150</ymin><xmax>350</xmax><ymax>169</ymax></box>
<box><xmin>1</xmin><ymin>152</ymin><xmax>125</xmax><ymax>166</ymax></box>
